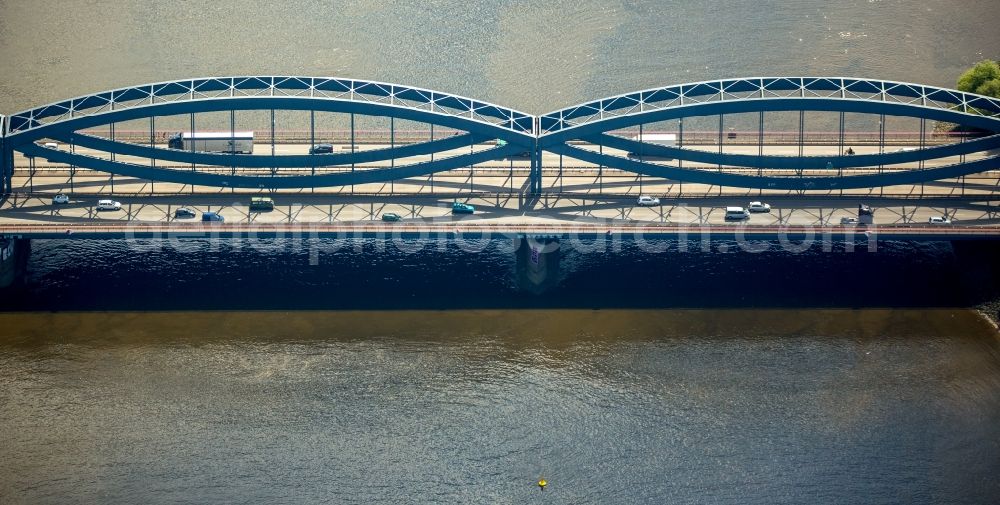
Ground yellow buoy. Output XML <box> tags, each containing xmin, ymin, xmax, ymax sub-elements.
<box><xmin>538</xmin><ymin>478</ymin><xmax>547</xmax><ymax>490</ymax></box>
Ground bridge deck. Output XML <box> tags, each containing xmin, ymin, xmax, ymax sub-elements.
<box><xmin>5</xmin><ymin>139</ymin><xmax>1000</xmax><ymax>240</ymax></box>
<box><xmin>2</xmin><ymin>191</ymin><xmax>1000</xmax><ymax>241</ymax></box>
<box><xmin>2</xmin><ymin>220</ymin><xmax>998</xmax><ymax>242</ymax></box>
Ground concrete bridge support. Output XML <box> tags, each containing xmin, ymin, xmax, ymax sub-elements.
<box><xmin>516</xmin><ymin>236</ymin><xmax>560</xmax><ymax>294</ymax></box>
<box><xmin>0</xmin><ymin>238</ymin><xmax>30</xmax><ymax>289</ymax></box>
<box><xmin>1</xmin><ymin>114</ymin><xmax>11</xmax><ymax>195</ymax></box>
<box><xmin>529</xmin><ymin>146</ymin><xmax>543</xmax><ymax>195</ymax></box>
<box><xmin>1</xmin><ymin>146</ymin><xmax>12</xmax><ymax>195</ymax></box>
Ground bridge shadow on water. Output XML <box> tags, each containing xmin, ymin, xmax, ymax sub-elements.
<box><xmin>2</xmin><ymin>237</ymin><xmax>999</xmax><ymax>312</ymax></box>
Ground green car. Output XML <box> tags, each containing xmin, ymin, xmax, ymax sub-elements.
<box><xmin>249</xmin><ymin>196</ymin><xmax>274</xmax><ymax>211</ymax></box>
<box><xmin>381</xmin><ymin>212</ymin><xmax>401</xmax><ymax>222</ymax></box>
<box><xmin>452</xmin><ymin>202</ymin><xmax>475</xmax><ymax>214</ymax></box>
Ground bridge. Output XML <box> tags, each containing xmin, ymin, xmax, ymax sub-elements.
<box><xmin>1</xmin><ymin>76</ymin><xmax>1000</xmax><ymax>242</ymax></box>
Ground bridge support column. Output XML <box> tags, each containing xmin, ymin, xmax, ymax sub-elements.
<box><xmin>0</xmin><ymin>238</ymin><xmax>30</xmax><ymax>289</ymax></box>
<box><xmin>1</xmin><ymin>113</ymin><xmax>10</xmax><ymax>195</ymax></box>
<box><xmin>1</xmin><ymin>142</ymin><xmax>12</xmax><ymax>196</ymax></box>
<box><xmin>529</xmin><ymin>144</ymin><xmax>543</xmax><ymax>194</ymax></box>
<box><xmin>515</xmin><ymin>236</ymin><xmax>560</xmax><ymax>294</ymax></box>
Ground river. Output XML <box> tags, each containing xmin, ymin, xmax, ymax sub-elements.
<box><xmin>1</xmin><ymin>1</ymin><xmax>1000</xmax><ymax>503</ymax></box>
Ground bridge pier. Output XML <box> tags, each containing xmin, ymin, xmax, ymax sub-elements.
<box><xmin>529</xmin><ymin>143</ymin><xmax>543</xmax><ymax>195</ymax></box>
<box><xmin>516</xmin><ymin>236</ymin><xmax>560</xmax><ymax>294</ymax></box>
<box><xmin>0</xmin><ymin>238</ymin><xmax>30</xmax><ymax>289</ymax></box>
<box><xmin>1</xmin><ymin>114</ymin><xmax>10</xmax><ymax>196</ymax></box>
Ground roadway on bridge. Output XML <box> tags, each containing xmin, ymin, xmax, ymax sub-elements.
<box><xmin>12</xmin><ymin>141</ymin><xmax>997</xmax><ymax>199</ymax></box>
<box><xmin>2</xmin><ymin>192</ymin><xmax>998</xmax><ymax>229</ymax></box>
<box><xmin>5</xmin><ymin>140</ymin><xmax>1000</xmax><ymax>237</ymax></box>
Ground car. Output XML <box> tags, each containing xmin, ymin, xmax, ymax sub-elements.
<box><xmin>495</xmin><ymin>139</ymin><xmax>532</xmax><ymax>159</ymax></box>
<box><xmin>249</xmin><ymin>196</ymin><xmax>274</xmax><ymax>211</ymax></box>
<box><xmin>43</xmin><ymin>142</ymin><xmax>59</xmax><ymax>150</ymax></box>
<box><xmin>381</xmin><ymin>212</ymin><xmax>402</xmax><ymax>222</ymax></box>
<box><xmin>636</xmin><ymin>195</ymin><xmax>660</xmax><ymax>207</ymax></box>
<box><xmin>748</xmin><ymin>201</ymin><xmax>771</xmax><ymax>213</ymax></box>
<box><xmin>202</xmin><ymin>212</ymin><xmax>225</xmax><ymax>222</ymax></box>
<box><xmin>858</xmin><ymin>204</ymin><xmax>875</xmax><ymax>225</ymax></box>
<box><xmin>725</xmin><ymin>207</ymin><xmax>750</xmax><ymax>221</ymax></box>
<box><xmin>52</xmin><ymin>194</ymin><xmax>69</xmax><ymax>204</ymax></box>
<box><xmin>840</xmin><ymin>217</ymin><xmax>859</xmax><ymax>225</ymax></box>
<box><xmin>724</xmin><ymin>207</ymin><xmax>750</xmax><ymax>220</ymax></box>
<box><xmin>95</xmin><ymin>199</ymin><xmax>121</xmax><ymax>211</ymax></box>
<box><xmin>928</xmin><ymin>216</ymin><xmax>952</xmax><ymax>225</ymax></box>
<box><xmin>452</xmin><ymin>202</ymin><xmax>475</xmax><ymax>214</ymax></box>
<box><xmin>308</xmin><ymin>144</ymin><xmax>334</xmax><ymax>154</ymax></box>
<box><xmin>174</xmin><ymin>207</ymin><xmax>196</xmax><ymax>219</ymax></box>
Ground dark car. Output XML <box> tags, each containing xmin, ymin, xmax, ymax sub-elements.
<box><xmin>174</xmin><ymin>207</ymin><xmax>196</xmax><ymax>219</ymax></box>
<box><xmin>202</xmin><ymin>211</ymin><xmax>225</xmax><ymax>222</ymax></box>
<box><xmin>308</xmin><ymin>144</ymin><xmax>334</xmax><ymax>154</ymax></box>
<box><xmin>381</xmin><ymin>212</ymin><xmax>401</xmax><ymax>222</ymax></box>
<box><xmin>249</xmin><ymin>197</ymin><xmax>274</xmax><ymax>211</ymax></box>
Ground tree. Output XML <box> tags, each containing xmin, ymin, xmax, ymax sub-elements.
<box><xmin>957</xmin><ymin>60</ymin><xmax>1000</xmax><ymax>97</ymax></box>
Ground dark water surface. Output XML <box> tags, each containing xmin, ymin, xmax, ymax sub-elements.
<box><xmin>0</xmin><ymin>238</ymin><xmax>987</xmax><ymax>310</ymax></box>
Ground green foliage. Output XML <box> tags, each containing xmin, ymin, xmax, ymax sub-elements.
<box><xmin>977</xmin><ymin>79</ymin><xmax>1000</xmax><ymax>99</ymax></box>
<box><xmin>957</xmin><ymin>60</ymin><xmax>1000</xmax><ymax>97</ymax></box>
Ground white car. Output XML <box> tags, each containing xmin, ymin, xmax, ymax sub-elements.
<box><xmin>52</xmin><ymin>194</ymin><xmax>69</xmax><ymax>204</ymax></box>
<box><xmin>840</xmin><ymin>217</ymin><xmax>859</xmax><ymax>225</ymax></box>
<box><xmin>636</xmin><ymin>195</ymin><xmax>660</xmax><ymax>207</ymax></box>
<box><xmin>96</xmin><ymin>199</ymin><xmax>122</xmax><ymax>211</ymax></box>
<box><xmin>928</xmin><ymin>216</ymin><xmax>952</xmax><ymax>225</ymax></box>
<box><xmin>748</xmin><ymin>201</ymin><xmax>771</xmax><ymax>213</ymax></box>
<box><xmin>724</xmin><ymin>207</ymin><xmax>750</xmax><ymax>220</ymax></box>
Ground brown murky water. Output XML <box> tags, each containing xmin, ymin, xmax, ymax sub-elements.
<box><xmin>2</xmin><ymin>309</ymin><xmax>998</xmax><ymax>504</ymax></box>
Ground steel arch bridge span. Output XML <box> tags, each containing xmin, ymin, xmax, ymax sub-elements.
<box><xmin>0</xmin><ymin>77</ymin><xmax>536</xmax><ymax>191</ymax></box>
<box><xmin>6</xmin><ymin>76</ymin><xmax>535</xmax><ymax>136</ymax></box>
<box><xmin>4</xmin><ymin>76</ymin><xmax>1000</xmax><ymax>193</ymax></box>
<box><xmin>538</xmin><ymin>77</ymin><xmax>1000</xmax><ymax>137</ymax></box>
<box><xmin>537</xmin><ymin>77</ymin><xmax>1000</xmax><ymax>190</ymax></box>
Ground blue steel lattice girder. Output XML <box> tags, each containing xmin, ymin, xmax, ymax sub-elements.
<box><xmin>7</xmin><ymin>76</ymin><xmax>535</xmax><ymax>136</ymax></box>
<box><xmin>538</xmin><ymin>98</ymin><xmax>1000</xmax><ymax>147</ymax></box>
<box><xmin>547</xmin><ymin>142</ymin><xmax>1000</xmax><ymax>190</ymax></box>
<box><xmin>5</xmin><ymin>96</ymin><xmax>536</xmax><ymax>149</ymax></box>
<box><xmin>57</xmin><ymin>132</ymin><xmax>494</xmax><ymax>168</ymax></box>
<box><xmin>7</xmin><ymin>76</ymin><xmax>1000</xmax><ymax>192</ymax></box>
<box><xmin>581</xmin><ymin>132</ymin><xmax>1000</xmax><ymax>170</ymax></box>
<box><xmin>18</xmin><ymin>141</ymin><xmax>527</xmax><ymax>189</ymax></box>
<box><xmin>539</xmin><ymin>78</ymin><xmax>1000</xmax><ymax>132</ymax></box>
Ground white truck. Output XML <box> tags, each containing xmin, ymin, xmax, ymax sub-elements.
<box><xmin>627</xmin><ymin>133</ymin><xmax>676</xmax><ymax>160</ymax></box>
<box><xmin>167</xmin><ymin>131</ymin><xmax>254</xmax><ymax>154</ymax></box>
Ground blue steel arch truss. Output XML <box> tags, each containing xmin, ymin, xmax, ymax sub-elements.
<box><xmin>538</xmin><ymin>77</ymin><xmax>1000</xmax><ymax>191</ymax></box>
<box><xmin>1</xmin><ymin>77</ymin><xmax>536</xmax><ymax>191</ymax></box>
<box><xmin>2</xmin><ymin>76</ymin><xmax>1000</xmax><ymax>193</ymax></box>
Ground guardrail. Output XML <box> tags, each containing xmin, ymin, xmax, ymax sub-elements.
<box><xmin>2</xmin><ymin>221</ymin><xmax>999</xmax><ymax>238</ymax></box>
<box><xmin>67</xmin><ymin>129</ymin><xmax>977</xmax><ymax>146</ymax></box>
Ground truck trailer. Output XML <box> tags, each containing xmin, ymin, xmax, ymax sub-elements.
<box><xmin>627</xmin><ymin>133</ymin><xmax>676</xmax><ymax>160</ymax></box>
<box><xmin>167</xmin><ymin>131</ymin><xmax>254</xmax><ymax>154</ymax></box>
